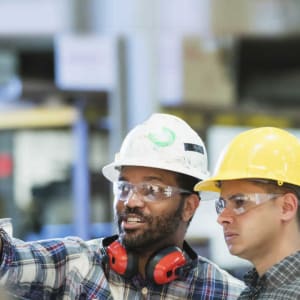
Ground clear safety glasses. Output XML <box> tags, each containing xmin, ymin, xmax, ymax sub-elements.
<box><xmin>113</xmin><ymin>181</ymin><xmax>192</xmax><ymax>203</ymax></box>
<box><xmin>215</xmin><ymin>193</ymin><xmax>283</xmax><ymax>216</ymax></box>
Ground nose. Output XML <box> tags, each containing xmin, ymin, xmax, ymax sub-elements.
<box><xmin>124</xmin><ymin>189</ymin><xmax>145</xmax><ymax>208</ymax></box>
<box><xmin>217</xmin><ymin>207</ymin><xmax>235</xmax><ymax>225</ymax></box>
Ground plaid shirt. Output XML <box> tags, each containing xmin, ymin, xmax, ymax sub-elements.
<box><xmin>238</xmin><ymin>251</ymin><xmax>300</xmax><ymax>299</ymax></box>
<box><xmin>106</xmin><ymin>253</ymin><xmax>245</xmax><ymax>300</ymax></box>
<box><xmin>0</xmin><ymin>231</ymin><xmax>244</xmax><ymax>299</ymax></box>
<box><xmin>0</xmin><ymin>230</ymin><xmax>113</xmax><ymax>300</ymax></box>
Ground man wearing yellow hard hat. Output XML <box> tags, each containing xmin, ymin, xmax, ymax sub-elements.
<box><xmin>195</xmin><ymin>127</ymin><xmax>300</xmax><ymax>299</ymax></box>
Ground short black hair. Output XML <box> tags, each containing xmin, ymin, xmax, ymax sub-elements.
<box><xmin>251</xmin><ymin>179</ymin><xmax>300</xmax><ymax>227</ymax></box>
<box><xmin>174</xmin><ymin>172</ymin><xmax>201</xmax><ymax>228</ymax></box>
<box><xmin>174</xmin><ymin>172</ymin><xmax>200</xmax><ymax>198</ymax></box>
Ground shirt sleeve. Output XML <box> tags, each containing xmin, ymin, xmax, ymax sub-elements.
<box><xmin>0</xmin><ymin>229</ymin><xmax>98</xmax><ymax>296</ymax></box>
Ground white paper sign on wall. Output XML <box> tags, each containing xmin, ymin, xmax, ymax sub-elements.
<box><xmin>55</xmin><ymin>34</ymin><xmax>116</xmax><ymax>91</ymax></box>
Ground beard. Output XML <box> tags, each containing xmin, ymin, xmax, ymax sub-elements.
<box><xmin>116</xmin><ymin>199</ymin><xmax>185</xmax><ymax>252</ymax></box>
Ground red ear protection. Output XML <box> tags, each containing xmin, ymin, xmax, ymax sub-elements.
<box><xmin>145</xmin><ymin>246</ymin><xmax>187</xmax><ymax>284</ymax></box>
<box><xmin>106</xmin><ymin>240</ymin><xmax>187</xmax><ymax>284</ymax></box>
<box><xmin>106</xmin><ymin>240</ymin><xmax>138</xmax><ymax>278</ymax></box>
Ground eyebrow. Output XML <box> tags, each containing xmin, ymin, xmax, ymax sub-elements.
<box><xmin>222</xmin><ymin>193</ymin><xmax>245</xmax><ymax>201</ymax></box>
<box><xmin>118</xmin><ymin>175</ymin><xmax>164</xmax><ymax>183</ymax></box>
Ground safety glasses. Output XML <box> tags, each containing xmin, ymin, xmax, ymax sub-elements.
<box><xmin>215</xmin><ymin>193</ymin><xmax>283</xmax><ymax>216</ymax></box>
<box><xmin>113</xmin><ymin>181</ymin><xmax>191</xmax><ymax>203</ymax></box>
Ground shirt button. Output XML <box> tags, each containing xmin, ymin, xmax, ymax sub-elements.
<box><xmin>141</xmin><ymin>287</ymin><xmax>148</xmax><ymax>295</ymax></box>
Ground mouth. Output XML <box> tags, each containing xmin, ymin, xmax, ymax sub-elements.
<box><xmin>127</xmin><ymin>216</ymin><xmax>143</xmax><ymax>223</ymax></box>
<box><xmin>121</xmin><ymin>214</ymin><xmax>146</xmax><ymax>230</ymax></box>
<box><xmin>224</xmin><ymin>231</ymin><xmax>238</xmax><ymax>242</ymax></box>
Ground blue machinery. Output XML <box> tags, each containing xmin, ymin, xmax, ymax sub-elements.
<box><xmin>72</xmin><ymin>100</ymin><xmax>90</xmax><ymax>239</ymax></box>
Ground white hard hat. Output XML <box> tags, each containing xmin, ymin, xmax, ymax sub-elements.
<box><xmin>102</xmin><ymin>113</ymin><xmax>209</xmax><ymax>182</ymax></box>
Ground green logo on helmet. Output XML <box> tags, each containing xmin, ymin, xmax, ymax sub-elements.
<box><xmin>148</xmin><ymin>127</ymin><xmax>176</xmax><ymax>147</ymax></box>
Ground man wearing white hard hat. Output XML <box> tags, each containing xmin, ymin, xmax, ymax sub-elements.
<box><xmin>0</xmin><ymin>113</ymin><xmax>244</xmax><ymax>299</ymax></box>
<box><xmin>101</xmin><ymin>113</ymin><xmax>244</xmax><ymax>299</ymax></box>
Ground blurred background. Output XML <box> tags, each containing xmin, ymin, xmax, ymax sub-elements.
<box><xmin>1</xmin><ymin>0</ymin><xmax>300</xmax><ymax>278</ymax></box>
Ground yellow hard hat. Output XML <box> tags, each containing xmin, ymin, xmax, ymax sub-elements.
<box><xmin>195</xmin><ymin>127</ymin><xmax>300</xmax><ymax>192</ymax></box>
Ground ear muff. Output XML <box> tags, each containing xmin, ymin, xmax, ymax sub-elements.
<box><xmin>104</xmin><ymin>238</ymin><xmax>190</xmax><ymax>284</ymax></box>
<box><xmin>106</xmin><ymin>240</ymin><xmax>138</xmax><ymax>278</ymax></box>
<box><xmin>145</xmin><ymin>246</ymin><xmax>187</xmax><ymax>285</ymax></box>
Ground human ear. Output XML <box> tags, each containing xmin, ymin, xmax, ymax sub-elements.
<box><xmin>182</xmin><ymin>194</ymin><xmax>199</xmax><ymax>222</ymax></box>
<box><xmin>280</xmin><ymin>193</ymin><xmax>298</xmax><ymax>222</ymax></box>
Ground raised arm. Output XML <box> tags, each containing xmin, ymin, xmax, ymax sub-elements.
<box><xmin>0</xmin><ymin>230</ymin><xmax>111</xmax><ymax>299</ymax></box>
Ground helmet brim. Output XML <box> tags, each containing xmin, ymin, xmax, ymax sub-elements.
<box><xmin>103</xmin><ymin>160</ymin><xmax>209</xmax><ymax>183</ymax></box>
<box><xmin>194</xmin><ymin>178</ymin><xmax>220</xmax><ymax>192</ymax></box>
<box><xmin>102</xmin><ymin>162</ymin><xmax>120</xmax><ymax>182</ymax></box>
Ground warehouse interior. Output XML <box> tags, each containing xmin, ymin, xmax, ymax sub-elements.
<box><xmin>1</xmin><ymin>0</ymin><xmax>300</xmax><ymax>277</ymax></box>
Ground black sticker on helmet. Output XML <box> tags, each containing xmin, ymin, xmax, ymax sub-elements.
<box><xmin>184</xmin><ymin>143</ymin><xmax>204</xmax><ymax>154</ymax></box>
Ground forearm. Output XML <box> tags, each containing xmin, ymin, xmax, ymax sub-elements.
<box><xmin>0</xmin><ymin>232</ymin><xmax>111</xmax><ymax>299</ymax></box>
<box><xmin>0</xmin><ymin>231</ymin><xmax>90</xmax><ymax>288</ymax></box>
